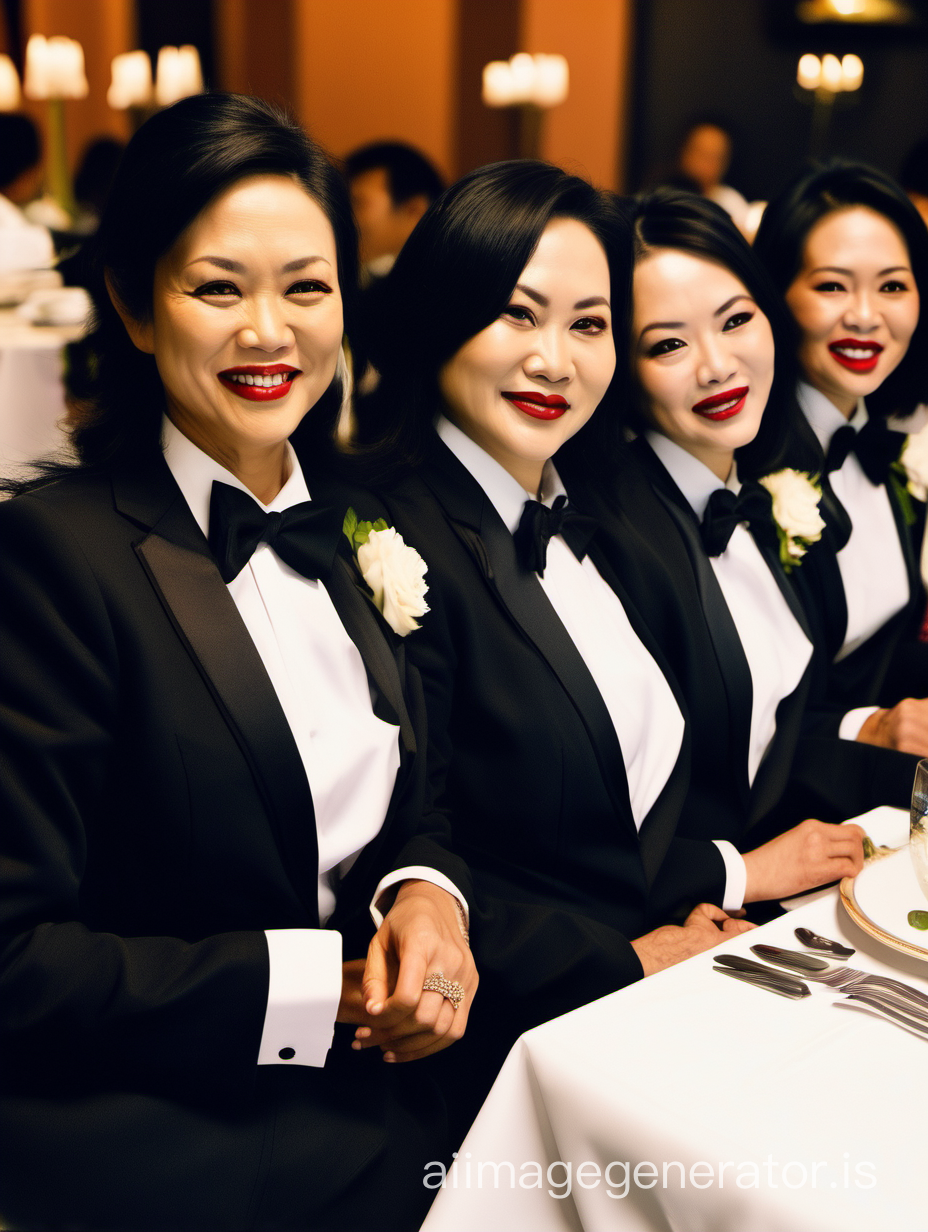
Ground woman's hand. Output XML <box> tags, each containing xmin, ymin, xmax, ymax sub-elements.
<box><xmin>857</xmin><ymin>698</ymin><xmax>928</xmax><ymax>757</ymax></box>
<box><xmin>742</xmin><ymin>819</ymin><xmax>865</xmax><ymax>902</ymax></box>
<box><xmin>351</xmin><ymin>880</ymin><xmax>477</xmax><ymax>1062</ymax></box>
<box><xmin>631</xmin><ymin>902</ymin><xmax>755</xmax><ymax>977</ymax></box>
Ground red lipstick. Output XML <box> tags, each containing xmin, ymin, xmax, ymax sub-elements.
<box><xmin>828</xmin><ymin>338</ymin><xmax>883</xmax><ymax>374</ymax></box>
<box><xmin>502</xmin><ymin>391</ymin><xmax>570</xmax><ymax>420</ymax></box>
<box><xmin>218</xmin><ymin>364</ymin><xmax>300</xmax><ymax>402</ymax></box>
<box><xmin>691</xmin><ymin>385</ymin><xmax>748</xmax><ymax>421</ymax></box>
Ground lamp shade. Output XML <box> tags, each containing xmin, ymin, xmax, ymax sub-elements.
<box><xmin>0</xmin><ymin>54</ymin><xmax>21</xmax><ymax>110</ymax></box>
<box><xmin>24</xmin><ymin>34</ymin><xmax>89</xmax><ymax>101</ymax></box>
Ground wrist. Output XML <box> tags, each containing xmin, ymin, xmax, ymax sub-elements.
<box><xmin>392</xmin><ymin>880</ymin><xmax>469</xmax><ymax>944</ymax></box>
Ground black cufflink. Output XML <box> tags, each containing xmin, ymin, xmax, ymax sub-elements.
<box><xmin>278</xmin><ymin>1047</ymin><xmax>295</xmax><ymax>1060</ymax></box>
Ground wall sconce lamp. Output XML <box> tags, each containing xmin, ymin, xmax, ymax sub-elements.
<box><xmin>23</xmin><ymin>34</ymin><xmax>89</xmax><ymax>218</ymax></box>
<box><xmin>796</xmin><ymin>52</ymin><xmax>864</xmax><ymax>157</ymax></box>
<box><xmin>0</xmin><ymin>54</ymin><xmax>22</xmax><ymax>110</ymax></box>
<box><xmin>482</xmin><ymin>53</ymin><xmax>569</xmax><ymax>159</ymax></box>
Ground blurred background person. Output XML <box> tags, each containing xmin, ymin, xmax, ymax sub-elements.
<box><xmin>72</xmin><ymin>135</ymin><xmax>125</xmax><ymax>234</ymax></box>
<box><xmin>0</xmin><ymin>113</ymin><xmax>54</xmax><ymax>275</ymax></box>
<box><xmin>344</xmin><ymin>140</ymin><xmax>444</xmax><ymax>281</ymax></box>
<box><xmin>675</xmin><ymin>118</ymin><xmax>750</xmax><ymax>233</ymax></box>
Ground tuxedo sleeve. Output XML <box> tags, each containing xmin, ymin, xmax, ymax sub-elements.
<box><xmin>396</xmin><ymin>538</ymin><xmax>646</xmax><ymax>1024</ymax></box>
<box><xmin>0</xmin><ymin>495</ymin><xmax>271</xmax><ymax>1100</ymax></box>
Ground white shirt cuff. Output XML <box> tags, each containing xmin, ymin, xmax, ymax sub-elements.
<box><xmin>713</xmin><ymin>840</ymin><xmax>747</xmax><ymax>912</ymax></box>
<box><xmin>257</xmin><ymin>929</ymin><xmax>342</xmax><ymax>1068</ymax></box>
<box><xmin>370</xmin><ymin>866</ymin><xmax>470</xmax><ymax>930</ymax></box>
<box><xmin>840</xmin><ymin>706</ymin><xmax>880</xmax><ymax>741</ymax></box>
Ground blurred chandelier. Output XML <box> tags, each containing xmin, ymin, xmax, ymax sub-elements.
<box><xmin>796</xmin><ymin>0</ymin><xmax>915</xmax><ymax>22</ymax></box>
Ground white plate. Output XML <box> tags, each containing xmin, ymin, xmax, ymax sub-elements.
<box><xmin>841</xmin><ymin>848</ymin><xmax>928</xmax><ymax>962</ymax></box>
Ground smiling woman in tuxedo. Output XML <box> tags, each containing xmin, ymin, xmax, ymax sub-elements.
<box><xmin>754</xmin><ymin>161</ymin><xmax>928</xmax><ymax>760</ymax></box>
<box><xmin>0</xmin><ymin>94</ymin><xmax>475</xmax><ymax>1232</ymax></box>
<box><xmin>352</xmin><ymin>163</ymin><xmax>756</xmax><ymax>1129</ymax></box>
<box><xmin>582</xmin><ymin>190</ymin><xmax>875</xmax><ymax>916</ymax></box>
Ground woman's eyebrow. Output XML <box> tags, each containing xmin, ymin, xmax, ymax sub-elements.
<box><xmin>713</xmin><ymin>294</ymin><xmax>754</xmax><ymax>317</ymax></box>
<box><xmin>513</xmin><ymin>284</ymin><xmax>609</xmax><ymax>310</ymax></box>
<box><xmin>808</xmin><ymin>264</ymin><xmax>912</xmax><ymax>277</ymax></box>
<box><xmin>185</xmin><ymin>255</ymin><xmax>331</xmax><ymax>273</ymax></box>
<box><xmin>639</xmin><ymin>294</ymin><xmax>755</xmax><ymax>340</ymax></box>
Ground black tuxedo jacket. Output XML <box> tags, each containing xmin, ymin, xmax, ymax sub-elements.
<box><xmin>376</xmin><ymin>438</ymin><xmax>732</xmax><ymax>1047</ymax></box>
<box><xmin>0</xmin><ymin>452</ymin><xmax>470</xmax><ymax>1107</ymax></box>
<box><xmin>785</xmin><ymin>417</ymin><xmax>928</xmax><ymax>725</ymax></box>
<box><xmin>577</xmin><ymin>440</ymin><xmax>918</xmax><ymax>848</ymax></box>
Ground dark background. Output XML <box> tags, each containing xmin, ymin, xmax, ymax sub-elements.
<box><xmin>628</xmin><ymin>0</ymin><xmax>928</xmax><ymax>199</ymax></box>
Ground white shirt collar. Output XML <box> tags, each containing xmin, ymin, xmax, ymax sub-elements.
<box><xmin>161</xmin><ymin>416</ymin><xmax>311</xmax><ymax>539</ymax></box>
<box><xmin>797</xmin><ymin>381</ymin><xmax>868</xmax><ymax>452</ymax></box>
<box><xmin>436</xmin><ymin>414</ymin><xmax>566</xmax><ymax>535</ymax></box>
<box><xmin>645</xmin><ymin>431</ymin><xmax>739</xmax><ymax>522</ymax></box>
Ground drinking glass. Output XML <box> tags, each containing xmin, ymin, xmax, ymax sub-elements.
<box><xmin>910</xmin><ymin>759</ymin><xmax>928</xmax><ymax>901</ymax></box>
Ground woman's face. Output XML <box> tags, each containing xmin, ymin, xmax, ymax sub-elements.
<box><xmin>785</xmin><ymin>206</ymin><xmax>919</xmax><ymax>417</ymax></box>
<box><xmin>438</xmin><ymin>217</ymin><xmax>615</xmax><ymax>492</ymax></box>
<box><xmin>632</xmin><ymin>249</ymin><xmax>775</xmax><ymax>479</ymax></box>
<box><xmin>130</xmin><ymin>173</ymin><xmax>344</xmax><ymax>471</ymax></box>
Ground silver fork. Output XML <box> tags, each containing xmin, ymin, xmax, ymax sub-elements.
<box><xmin>751</xmin><ymin>944</ymin><xmax>928</xmax><ymax>1012</ymax></box>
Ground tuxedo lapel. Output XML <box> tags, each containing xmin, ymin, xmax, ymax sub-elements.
<box><xmin>323</xmin><ymin>551</ymin><xmax>416</xmax><ymax>756</ymax></box>
<box><xmin>652</xmin><ymin>486</ymin><xmax>754</xmax><ymax>805</ymax></box>
<box><xmin>885</xmin><ymin>475</ymin><xmax>923</xmax><ymax>615</ymax></box>
<box><xmin>421</xmin><ymin>443</ymin><xmax>637</xmax><ymax>837</ymax></box>
<box><xmin>585</xmin><ymin>540</ymin><xmax>692</xmax><ymax>884</ymax></box>
<box><xmin>113</xmin><ymin>460</ymin><xmax>322</xmax><ymax>920</ymax></box>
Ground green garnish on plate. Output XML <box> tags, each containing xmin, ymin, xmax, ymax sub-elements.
<box><xmin>907</xmin><ymin>910</ymin><xmax>928</xmax><ymax>931</ymax></box>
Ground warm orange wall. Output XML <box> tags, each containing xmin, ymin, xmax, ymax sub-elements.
<box><xmin>290</xmin><ymin>0</ymin><xmax>458</xmax><ymax>178</ymax></box>
<box><xmin>520</xmin><ymin>0</ymin><xmax>632</xmax><ymax>190</ymax></box>
<box><xmin>22</xmin><ymin>0</ymin><xmax>133</xmax><ymax>169</ymax></box>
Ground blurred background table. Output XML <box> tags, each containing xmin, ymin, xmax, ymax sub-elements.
<box><xmin>0</xmin><ymin>308</ymin><xmax>82</xmax><ymax>479</ymax></box>
<box><xmin>423</xmin><ymin>810</ymin><xmax>928</xmax><ymax>1232</ymax></box>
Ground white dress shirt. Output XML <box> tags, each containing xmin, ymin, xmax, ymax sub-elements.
<box><xmin>798</xmin><ymin>383</ymin><xmax>911</xmax><ymax>739</ymax></box>
<box><xmin>437</xmin><ymin>417</ymin><xmax>685</xmax><ymax>834</ymax></box>
<box><xmin>647</xmin><ymin>434</ymin><xmax>813</xmax><ymax>786</ymax></box>
<box><xmin>163</xmin><ymin>419</ymin><xmax>464</xmax><ymax>1067</ymax></box>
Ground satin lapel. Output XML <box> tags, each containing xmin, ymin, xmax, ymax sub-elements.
<box><xmin>748</xmin><ymin>660</ymin><xmax>813</xmax><ymax>827</ymax></box>
<box><xmin>885</xmin><ymin>476</ymin><xmax>923</xmax><ymax>618</ymax></box>
<box><xmin>586</xmin><ymin>540</ymin><xmax>692</xmax><ymax>885</ymax></box>
<box><xmin>653</xmin><ymin>487</ymin><xmax>754</xmax><ymax>806</ymax></box>
<box><xmin>323</xmin><ymin>551</ymin><xmax>416</xmax><ymax>756</ymax></box>
<box><xmin>813</xmin><ymin>494</ymin><xmax>850</xmax><ymax>654</ymax></box>
<box><xmin>421</xmin><ymin>445</ymin><xmax>637</xmax><ymax>837</ymax></box>
<box><xmin>113</xmin><ymin>461</ymin><xmax>322</xmax><ymax>921</ymax></box>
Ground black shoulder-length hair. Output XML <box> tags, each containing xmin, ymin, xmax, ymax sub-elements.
<box><xmin>616</xmin><ymin>188</ymin><xmax>803</xmax><ymax>480</ymax></box>
<box><xmin>753</xmin><ymin>158</ymin><xmax>928</xmax><ymax>420</ymax></box>
<box><xmin>12</xmin><ymin>93</ymin><xmax>358</xmax><ymax>487</ymax></box>
<box><xmin>354</xmin><ymin>159</ymin><xmax>628</xmax><ymax>483</ymax></box>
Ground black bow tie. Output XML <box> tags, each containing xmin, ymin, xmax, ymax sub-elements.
<box><xmin>824</xmin><ymin>418</ymin><xmax>905</xmax><ymax>485</ymax></box>
<box><xmin>514</xmin><ymin>494</ymin><xmax>598</xmax><ymax>576</ymax></box>
<box><xmin>207</xmin><ymin>480</ymin><xmax>343</xmax><ymax>584</ymax></box>
<box><xmin>700</xmin><ymin>483</ymin><xmax>774</xmax><ymax>557</ymax></box>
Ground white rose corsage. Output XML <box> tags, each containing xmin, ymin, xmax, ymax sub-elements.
<box><xmin>758</xmin><ymin>468</ymin><xmax>826</xmax><ymax>573</ymax></box>
<box><xmin>343</xmin><ymin>508</ymin><xmax>429</xmax><ymax>636</ymax></box>
<box><xmin>892</xmin><ymin>428</ymin><xmax>928</xmax><ymax>525</ymax></box>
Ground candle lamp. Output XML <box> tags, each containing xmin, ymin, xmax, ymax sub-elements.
<box><xmin>795</xmin><ymin>50</ymin><xmax>864</xmax><ymax>157</ymax></box>
<box><xmin>155</xmin><ymin>45</ymin><xmax>204</xmax><ymax>108</ymax></box>
<box><xmin>23</xmin><ymin>34</ymin><xmax>89</xmax><ymax>219</ymax></box>
<box><xmin>482</xmin><ymin>52</ymin><xmax>569</xmax><ymax>159</ymax></box>
<box><xmin>0</xmin><ymin>55</ymin><xmax>21</xmax><ymax>111</ymax></box>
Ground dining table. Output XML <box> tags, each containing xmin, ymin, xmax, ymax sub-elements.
<box><xmin>0</xmin><ymin>307</ymin><xmax>83</xmax><ymax>480</ymax></box>
<box><xmin>421</xmin><ymin>808</ymin><xmax>928</xmax><ymax>1232</ymax></box>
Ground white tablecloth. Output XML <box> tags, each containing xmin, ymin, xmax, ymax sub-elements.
<box><xmin>0</xmin><ymin>310</ymin><xmax>82</xmax><ymax>479</ymax></box>
<box><xmin>423</xmin><ymin>810</ymin><xmax>928</xmax><ymax>1232</ymax></box>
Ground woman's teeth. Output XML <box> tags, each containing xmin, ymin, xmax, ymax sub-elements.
<box><xmin>225</xmin><ymin>372</ymin><xmax>290</xmax><ymax>386</ymax></box>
